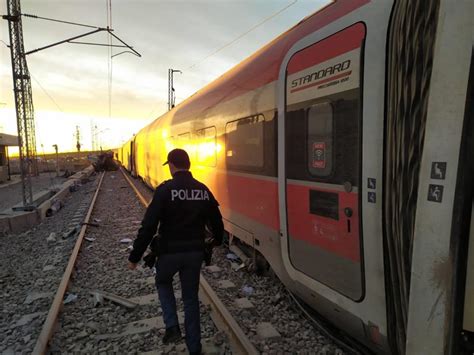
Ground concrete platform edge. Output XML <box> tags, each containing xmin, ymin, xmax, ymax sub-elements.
<box><xmin>0</xmin><ymin>165</ymin><xmax>95</xmax><ymax>236</ymax></box>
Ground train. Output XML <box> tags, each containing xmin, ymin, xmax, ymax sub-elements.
<box><xmin>117</xmin><ymin>1</ymin><xmax>474</xmax><ymax>354</ymax></box>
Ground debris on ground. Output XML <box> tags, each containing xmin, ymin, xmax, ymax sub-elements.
<box><xmin>63</xmin><ymin>227</ymin><xmax>78</xmax><ymax>239</ymax></box>
<box><xmin>63</xmin><ymin>293</ymin><xmax>78</xmax><ymax>304</ymax></box>
<box><xmin>46</xmin><ymin>199</ymin><xmax>63</xmax><ymax>217</ymax></box>
<box><xmin>241</xmin><ymin>285</ymin><xmax>254</xmax><ymax>296</ymax></box>
<box><xmin>89</xmin><ymin>290</ymin><xmax>138</xmax><ymax>309</ymax></box>
<box><xmin>46</xmin><ymin>232</ymin><xmax>57</xmax><ymax>244</ymax></box>
<box><xmin>226</xmin><ymin>253</ymin><xmax>239</xmax><ymax>261</ymax></box>
<box><xmin>91</xmin><ymin>291</ymin><xmax>104</xmax><ymax>307</ymax></box>
<box><xmin>93</xmin><ymin>151</ymin><xmax>119</xmax><ymax>172</ymax></box>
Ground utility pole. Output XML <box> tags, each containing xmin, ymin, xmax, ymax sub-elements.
<box><xmin>90</xmin><ymin>122</ymin><xmax>101</xmax><ymax>152</ymax></box>
<box><xmin>90</xmin><ymin>120</ymin><xmax>95</xmax><ymax>151</ymax></box>
<box><xmin>3</xmin><ymin>0</ymin><xmax>37</xmax><ymax>208</ymax></box>
<box><xmin>75</xmin><ymin>125</ymin><xmax>81</xmax><ymax>152</ymax></box>
<box><xmin>2</xmin><ymin>1</ymin><xmax>141</xmax><ymax>209</ymax></box>
<box><xmin>168</xmin><ymin>69</ymin><xmax>182</xmax><ymax>111</ymax></box>
<box><xmin>6</xmin><ymin>146</ymin><xmax>11</xmax><ymax>180</ymax></box>
<box><xmin>52</xmin><ymin>144</ymin><xmax>59</xmax><ymax>176</ymax></box>
<box><xmin>94</xmin><ymin>125</ymin><xmax>98</xmax><ymax>151</ymax></box>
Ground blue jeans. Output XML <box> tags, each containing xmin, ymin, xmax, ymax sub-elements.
<box><xmin>155</xmin><ymin>251</ymin><xmax>204</xmax><ymax>353</ymax></box>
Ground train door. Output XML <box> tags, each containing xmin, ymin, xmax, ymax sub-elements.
<box><xmin>130</xmin><ymin>139</ymin><xmax>135</xmax><ymax>176</ymax></box>
<box><xmin>281</xmin><ymin>23</ymin><xmax>366</xmax><ymax>300</ymax></box>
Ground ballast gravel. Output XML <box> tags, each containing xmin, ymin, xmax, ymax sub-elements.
<box><xmin>0</xmin><ymin>172</ymin><xmax>99</xmax><ymax>354</ymax></box>
<box><xmin>126</xmin><ymin>171</ymin><xmax>347</xmax><ymax>354</ymax></box>
<box><xmin>1</xmin><ymin>167</ymin><xmax>348</xmax><ymax>354</ymax></box>
<box><xmin>49</xmin><ymin>171</ymin><xmax>226</xmax><ymax>354</ymax></box>
<box><xmin>201</xmin><ymin>246</ymin><xmax>347</xmax><ymax>355</ymax></box>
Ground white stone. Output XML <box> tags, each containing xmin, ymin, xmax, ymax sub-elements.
<box><xmin>217</xmin><ymin>280</ymin><xmax>235</xmax><ymax>289</ymax></box>
<box><xmin>16</xmin><ymin>312</ymin><xmax>46</xmax><ymax>327</ymax></box>
<box><xmin>24</xmin><ymin>292</ymin><xmax>54</xmax><ymax>304</ymax></box>
<box><xmin>128</xmin><ymin>293</ymin><xmax>158</xmax><ymax>306</ymax></box>
<box><xmin>235</xmin><ymin>297</ymin><xmax>254</xmax><ymax>309</ymax></box>
<box><xmin>256</xmin><ymin>322</ymin><xmax>280</xmax><ymax>340</ymax></box>
<box><xmin>96</xmin><ymin>312</ymin><xmax>184</xmax><ymax>340</ymax></box>
<box><xmin>205</xmin><ymin>265</ymin><xmax>222</xmax><ymax>273</ymax></box>
<box><xmin>138</xmin><ymin>276</ymin><xmax>155</xmax><ymax>285</ymax></box>
<box><xmin>46</xmin><ymin>232</ymin><xmax>57</xmax><ymax>243</ymax></box>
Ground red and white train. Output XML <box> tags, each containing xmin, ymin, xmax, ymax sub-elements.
<box><xmin>118</xmin><ymin>1</ymin><xmax>474</xmax><ymax>353</ymax></box>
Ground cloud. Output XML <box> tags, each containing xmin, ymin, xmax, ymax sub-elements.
<box><xmin>1</xmin><ymin>0</ymin><xmax>330</xmax><ymax>152</ymax></box>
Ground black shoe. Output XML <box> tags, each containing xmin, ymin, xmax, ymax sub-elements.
<box><xmin>162</xmin><ymin>325</ymin><xmax>182</xmax><ymax>344</ymax></box>
<box><xmin>189</xmin><ymin>344</ymin><xmax>202</xmax><ymax>354</ymax></box>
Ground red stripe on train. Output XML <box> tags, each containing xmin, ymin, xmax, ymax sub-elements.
<box><xmin>210</xmin><ymin>172</ymin><xmax>361</xmax><ymax>263</ymax></box>
<box><xmin>287</xmin><ymin>183</ymin><xmax>360</xmax><ymax>262</ymax></box>
<box><xmin>213</xmin><ymin>173</ymin><xmax>280</xmax><ymax>231</ymax></box>
<box><xmin>287</xmin><ymin>23</ymin><xmax>365</xmax><ymax>75</ymax></box>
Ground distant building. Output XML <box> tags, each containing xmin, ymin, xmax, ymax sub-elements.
<box><xmin>0</xmin><ymin>133</ymin><xmax>18</xmax><ymax>183</ymax></box>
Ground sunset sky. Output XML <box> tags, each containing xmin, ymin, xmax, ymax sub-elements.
<box><xmin>0</xmin><ymin>0</ymin><xmax>329</xmax><ymax>154</ymax></box>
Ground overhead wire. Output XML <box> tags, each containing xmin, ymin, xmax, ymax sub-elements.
<box><xmin>187</xmin><ymin>0</ymin><xmax>298</xmax><ymax>70</ymax></box>
<box><xmin>144</xmin><ymin>1</ymin><xmax>298</xmax><ymax>121</ymax></box>
<box><xmin>30</xmin><ymin>73</ymin><xmax>64</xmax><ymax>112</ymax></box>
<box><xmin>28</xmin><ymin>73</ymin><xmax>62</xmax><ymax>188</ymax></box>
<box><xmin>22</xmin><ymin>14</ymin><xmax>102</xmax><ymax>29</ymax></box>
<box><xmin>107</xmin><ymin>0</ymin><xmax>113</xmax><ymax>124</ymax></box>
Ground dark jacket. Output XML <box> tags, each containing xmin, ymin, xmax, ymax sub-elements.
<box><xmin>129</xmin><ymin>170</ymin><xmax>224</xmax><ymax>263</ymax></box>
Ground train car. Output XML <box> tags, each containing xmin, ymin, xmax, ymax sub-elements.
<box><xmin>119</xmin><ymin>1</ymin><xmax>474</xmax><ymax>354</ymax></box>
<box><xmin>118</xmin><ymin>136</ymin><xmax>136</xmax><ymax>174</ymax></box>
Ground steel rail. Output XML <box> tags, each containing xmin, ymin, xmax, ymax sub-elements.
<box><xmin>120</xmin><ymin>167</ymin><xmax>258</xmax><ymax>355</ymax></box>
<box><xmin>199</xmin><ymin>276</ymin><xmax>259</xmax><ymax>354</ymax></box>
<box><xmin>120</xmin><ymin>167</ymin><xmax>149</xmax><ymax>207</ymax></box>
<box><xmin>33</xmin><ymin>172</ymin><xmax>105</xmax><ymax>355</ymax></box>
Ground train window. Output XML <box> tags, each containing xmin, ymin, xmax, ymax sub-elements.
<box><xmin>177</xmin><ymin>132</ymin><xmax>190</xmax><ymax>142</ymax></box>
<box><xmin>307</xmin><ymin>101</ymin><xmax>333</xmax><ymax>177</ymax></box>
<box><xmin>195</xmin><ymin>126</ymin><xmax>217</xmax><ymax>167</ymax></box>
<box><xmin>175</xmin><ymin>132</ymin><xmax>191</xmax><ymax>151</ymax></box>
<box><xmin>225</xmin><ymin>114</ymin><xmax>264</xmax><ymax>170</ymax></box>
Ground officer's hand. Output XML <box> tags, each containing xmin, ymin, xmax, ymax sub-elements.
<box><xmin>128</xmin><ymin>261</ymin><xmax>138</xmax><ymax>270</ymax></box>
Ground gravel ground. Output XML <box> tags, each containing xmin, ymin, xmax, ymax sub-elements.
<box><xmin>2</xmin><ymin>166</ymin><xmax>348</xmax><ymax>354</ymax></box>
<box><xmin>0</xmin><ymin>172</ymin><xmax>99</xmax><ymax>354</ymax></box>
<box><xmin>50</xmin><ymin>171</ymin><xmax>227</xmax><ymax>354</ymax></box>
<box><xmin>127</xmin><ymin>170</ymin><xmax>347</xmax><ymax>354</ymax></box>
<box><xmin>202</xmin><ymin>248</ymin><xmax>346</xmax><ymax>355</ymax></box>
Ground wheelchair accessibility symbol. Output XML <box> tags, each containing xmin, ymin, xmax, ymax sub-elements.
<box><xmin>428</xmin><ymin>184</ymin><xmax>444</xmax><ymax>203</ymax></box>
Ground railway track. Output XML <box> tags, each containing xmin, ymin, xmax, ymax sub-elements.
<box><xmin>121</xmin><ymin>168</ymin><xmax>348</xmax><ymax>354</ymax></box>
<box><xmin>30</xmin><ymin>170</ymin><xmax>254</xmax><ymax>354</ymax></box>
<box><xmin>16</xmin><ymin>168</ymin><xmax>348</xmax><ymax>354</ymax></box>
<box><xmin>33</xmin><ymin>172</ymin><xmax>106</xmax><ymax>354</ymax></box>
<box><xmin>121</xmin><ymin>169</ymin><xmax>258</xmax><ymax>355</ymax></box>
<box><xmin>0</xmin><ymin>172</ymin><xmax>100</xmax><ymax>354</ymax></box>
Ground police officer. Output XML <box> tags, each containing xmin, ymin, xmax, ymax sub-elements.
<box><xmin>127</xmin><ymin>148</ymin><xmax>224</xmax><ymax>355</ymax></box>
